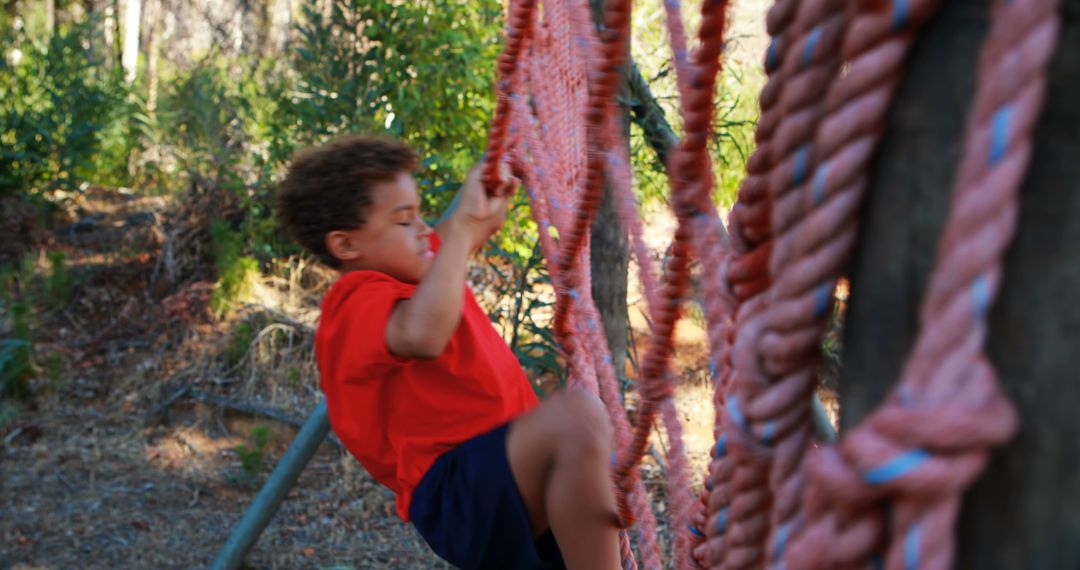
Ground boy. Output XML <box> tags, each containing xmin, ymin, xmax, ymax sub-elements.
<box><xmin>275</xmin><ymin>135</ymin><xmax>621</xmax><ymax>569</ymax></box>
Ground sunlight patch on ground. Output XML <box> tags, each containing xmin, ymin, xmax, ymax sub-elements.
<box><xmin>144</xmin><ymin>427</ymin><xmax>245</xmax><ymax>476</ymax></box>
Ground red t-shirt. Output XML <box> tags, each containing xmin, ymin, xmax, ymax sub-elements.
<box><xmin>316</xmin><ymin>256</ymin><xmax>539</xmax><ymax>520</ymax></box>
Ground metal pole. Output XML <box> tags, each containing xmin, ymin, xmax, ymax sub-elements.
<box><xmin>812</xmin><ymin>393</ymin><xmax>837</xmax><ymax>443</ymax></box>
<box><xmin>211</xmin><ymin>400</ymin><xmax>332</xmax><ymax>570</ymax></box>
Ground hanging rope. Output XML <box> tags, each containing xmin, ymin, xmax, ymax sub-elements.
<box><xmin>696</xmin><ymin>0</ymin><xmax>802</xmax><ymax>564</ymax></box>
<box><xmin>481</xmin><ymin>0</ymin><xmax>1058</xmax><ymax>567</ymax></box>
<box><xmin>710</xmin><ymin>0</ymin><xmax>944</xmax><ymax>565</ymax></box>
<box><xmin>786</xmin><ymin>0</ymin><xmax>1059</xmax><ymax>566</ymax></box>
<box><xmin>608</xmin><ymin>1</ymin><xmax>733</xmax><ymax>567</ymax></box>
<box><xmin>489</xmin><ymin>0</ymin><xmax>663</xmax><ymax>567</ymax></box>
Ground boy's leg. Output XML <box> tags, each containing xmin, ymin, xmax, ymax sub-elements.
<box><xmin>506</xmin><ymin>389</ymin><xmax>621</xmax><ymax>569</ymax></box>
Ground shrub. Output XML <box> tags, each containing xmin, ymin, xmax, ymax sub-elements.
<box><xmin>210</xmin><ymin>222</ymin><xmax>260</xmax><ymax>317</ymax></box>
<box><xmin>0</xmin><ymin>20</ymin><xmax>130</xmax><ymax>198</ymax></box>
<box><xmin>234</xmin><ymin>424</ymin><xmax>271</xmax><ymax>486</ymax></box>
<box><xmin>0</xmin><ymin>304</ymin><xmax>34</xmax><ymax>399</ymax></box>
<box><xmin>225</xmin><ymin>322</ymin><xmax>256</xmax><ymax>370</ymax></box>
<box><xmin>45</xmin><ymin>250</ymin><xmax>71</xmax><ymax>306</ymax></box>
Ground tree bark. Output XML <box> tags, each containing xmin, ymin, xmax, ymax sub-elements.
<box><xmin>589</xmin><ymin>0</ymin><xmax>631</xmax><ymax>383</ymax></box>
<box><xmin>590</xmin><ymin>158</ymin><xmax>631</xmax><ymax>382</ymax></box>
<box><xmin>839</xmin><ymin>0</ymin><xmax>1080</xmax><ymax>567</ymax></box>
<box><xmin>121</xmin><ymin>0</ymin><xmax>142</xmax><ymax>83</ymax></box>
<box><xmin>144</xmin><ymin>0</ymin><xmax>161</xmax><ymax>112</ymax></box>
<box><xmin>627</xmin><ymin>60</ymin><xmax>678</xmax><ymax>165</ymax></box>
<box><xmin>45</xmin><ymin>0</ymin><xmax>56</xmax><ymax>39</ymax></box>
<box><xmin>268</xmin><ymin>0</ymin><xmax>291</xmax><ymax>55</ymax></box>
<box><xmin>104</xmin><ymin>0</ymin><xmax>120</xmax><ymax>66</ymax></box>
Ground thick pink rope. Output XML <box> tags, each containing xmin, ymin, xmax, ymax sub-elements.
<box><xmin>716</xmin><ymin>0</ymin><xmax>853</xmax><ymax>567</ymax></box>
<box><xmin>497</xmin><ymin>0</ymin><xmax>732</xmax><ymax>564</ymax></box>
<box><xmin>698</xmin><ymin>0</ymin><xmax>802</xmax><ymax>565</ymax></box>
<box><xmin>786</xmin><ymin>0</ymin><xmax>1059</xmax><ymax>567</ymax></box>
<box><xmin>699</xmin><ymin>0</ymin><xmax>800</xmax><ymax>556</ymax></box>
<box><xmin>511</xmin><ymin>99</ymin><xmax>662</xmax><ymax>569</ymax></box>
<box><xmin>615</xmin><ymin>0</ymin><xmax>731</xmax><ymax>488</ymax></box>
<box><xmin>485</xmin><ymin>0</ymin><xmax>1056</xmax><ymax>567</ymax></box>
<box><xmin>500</xmin><ymin>2</ymin><xmax>663</xmax><ymax>566</ymax></box>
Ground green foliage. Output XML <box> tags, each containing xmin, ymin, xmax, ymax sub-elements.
<box><xmin>284</xmin><ymin>0</ymin><xmax>504</xmax><ymax>216</ymax></box>
<box><xmin>234</xmin><ymin>424</ymin><xmax>271</xmax><ymax>486</ymax></box>
<box><xmin>225</xmin><ymin>322</ymin><xmax>256</xmax><ymax>370</ymax></box>
<box><xmin>286</xmin><ymin>366</ymin><xmax>302</xmax><ymax>388</ymax></box>
<box><xmin>627</xmin><ymin>4</ymin><xmax>762</xmax><ymax>210</ymax></box>
<box><xmin>43</xmin><ymin>352</ymin><xmax>63</xmax><ymax>390</ymax></box>
<box><xmin>145</xmin><ymin>55</ymin><xmax>298</xmax><ymax>261</ymax></box>
<box><xmin>210</xmin><ymin>222</ymin><xmax>260</xmax><ymax>317</ymax></box>
<box><xmin>0</xmin><ymin>400</ymin><xmax>17</xmax><ymax>431</ymax></box>
<box><xmin>214</xmin><ymin>256</ymin><xmax>259</xmax><ymax>317</ymax></box>
<box><xmin>155</xmin><ymin>58</ymin><xmax>248</xmax><ymax>194</ymax></box>
<box><xmin>708</xmin><ymin>63</ymin><xmax>762</xmax><ymax>209</ymax></box>
<box><xmin>45</xmin><ymin>250</ymin><xmax>71</xmax><ymax>306</ymax></box>
<box><xmin>1</xmin><ymin>304</ymin><xmax>34</xmax><ymax>399</ymax></box>
<box><xmin>211</xmin><ymin>220</ymin><xmax>245</xmax><ymax>273</ymax></box>
<box><xmin>0</xmin><ymin>1</ymin><xmax>772</xmax><ymax>401</ymax></box>
<box><xmin>0</xmin><ymin>20</ymin><xmax>131</xmax><ymax>198</ymax></box>
<box><xmin>0</xmin><ymin>256</ymin><xmax>37</xmax><ymax>315</ymax></box>
<box><xmin>0</xmin><ymin>263</ymin><xmax>19</xmax><ymax>307</ymax></box>
<box><xmin>483</xmin><ymin>208</ymin><xmax>564</xmax><ymax>387</ymax></box>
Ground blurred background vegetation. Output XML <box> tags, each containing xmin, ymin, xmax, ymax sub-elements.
<box><xmin>0</xmin><ymin>1</ymin><xmax>769</xmax><ymax>565</ymax></box>
<box><xmin>0</xmin><ymin>0</ymin><xmax>762</xmax><ymax>394</ymax></box>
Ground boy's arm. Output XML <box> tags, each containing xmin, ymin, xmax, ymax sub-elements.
<box><xmin>386</xmin><ymin>219</ymin><xmax>473</xmax><ymax>359</ymax></box>
<box><xmin>386</xmin><ymin>166</ymin><xmax>511</xmax><ymax>359</ymax></box>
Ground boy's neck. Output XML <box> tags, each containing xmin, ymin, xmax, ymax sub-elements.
<box><xmin>337</xmin><ymin>263</ymin><xmax>422</xmax><ymax>285</ymax></box>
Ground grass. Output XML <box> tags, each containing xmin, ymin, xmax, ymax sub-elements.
<box><xmin>231</xmin><ymin>424</ymin><xmax>271</xmax><ymax>487</ymax></box>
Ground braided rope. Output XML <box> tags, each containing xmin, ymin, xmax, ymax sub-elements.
<box><xmin>744</xmin><ymin>0</ymin><xmax>951</xmax><ymax>564</ymax></box>
<box><xmin>496</xmin><ymin>1</ymin><xmax>664</xmax><ymax>566</ymax></box>
<box><xmin>512</xmin><ymin>84</ymin><xmax>664</xmax><ymax>570</ymax></box>
<box><xmin>729</xmin><ymin>0</ymin><xmax>854</xmax><ymax>565</ymax></box>
<box><xmin>613</xmin><ymin>0</ymin><xmax>732</xmax><ymax>525</ymax></box>
<box><xmin>785</xmin><ymin>0</ymin><xmax>1060</xmax><ymax>567</ymax></box>
<box><xmin>707</xmin><ymin>0</ymin><xmax>948</xmax><ymax>565</ymax></box>
<box><xmin>493</xmin><ymin>0</ymin><xmax>733</xmax><ymax>564</ymax></box>
<box><xmin>484</xmin><ymin>0</ymin><xmax>1056</xmax><ymax>567</ymax></box>
<box><xmin>484</xmin><ymin>0</ymin><xmax>538</xmax><ymax>196</ymax></box>
<box><xmin>513</xmin><ymin>106</ymin><xmax>662</xmax><ymax>567</ymax></box>
<box><xmin>698</xmin><ymin>0</ymin><xmax>802</xmax><ymax>565</ymax></box>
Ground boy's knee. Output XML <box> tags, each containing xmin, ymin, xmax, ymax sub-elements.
<box><xmin>551</xmin><ymin>389</ymin><xmax>613</xmax><ymax>458</ymax></box>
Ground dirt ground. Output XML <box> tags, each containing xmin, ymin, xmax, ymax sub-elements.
<box><xmin>0</xmin><ymin>188</ymin><xmax>732</xmax><ymax>570</ymax></box>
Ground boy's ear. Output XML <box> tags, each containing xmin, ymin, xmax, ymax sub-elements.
<box><xmin>325</xmin><ymin>229</ymin><xmax>364</xmax><ymax>264</ymax></box>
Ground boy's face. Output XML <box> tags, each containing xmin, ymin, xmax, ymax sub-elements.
<box><xmin>326</xmin><ymin>172</ymin><xmax>434</xmax><ymax>282</ymax></box>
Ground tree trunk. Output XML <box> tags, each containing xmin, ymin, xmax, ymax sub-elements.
<box><xmin>590</xmin><ymin>159</ymin><xmax>631</xmax><ymax>382</ymax></box>
<box><xmin>121</xmin><ymin>0</ymin><xmax>142</xmax><ymax>83</ymax></box>
<box><xmin>45</xmin><ymin>0</ymin><xmax>56</xmax><ymax>39</ymax></box>
<box><xmin>268</xmin><ymin>0</ymin><xmax>291</xmax><ymax>55</ymax></box>
<box><xmin>589</xmin><ymin>0</ymin><xmax>631</xmax><ymax>383</ymax></box>
<box><xmin>839</xmin><ymin>0</ymin><xmax>1080</xmax><ymax>567</ymax></box>
<box><xmin>104</xmin><ymin>0</ymin><xmax>119</xmax><ymax>66</ymax></box>
<box><xmin>144</xmin><ymin>0</ymin><xmax>161</xmax><ymax>112</ymax></box>
<box><xmin>627</xmin><ymin>60</ymin><xmax>678</xmax><ymax>165</ymax></box>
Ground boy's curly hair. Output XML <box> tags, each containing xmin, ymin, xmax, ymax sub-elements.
<box><xmin>276</xmin><ymin>135</ymin><xmax>419</xmax><ymax>268</ymax></box>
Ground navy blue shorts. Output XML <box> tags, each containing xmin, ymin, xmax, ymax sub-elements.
<box><xmin>409</xmin><ymin>423</ymin><xmax>566</xmax><ymax>570</ymax></box>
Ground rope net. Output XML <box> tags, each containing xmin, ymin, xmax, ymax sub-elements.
<box><xmin>480</xmin><ymin>0</ymin><xmax>1060</xmax><ymax>568</ymax></box>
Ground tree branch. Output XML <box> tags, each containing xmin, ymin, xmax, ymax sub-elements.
<box><xmin>626</xmin><ymin>60</ymin><xmax>678</xmax><ymax>165</ymax></box>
